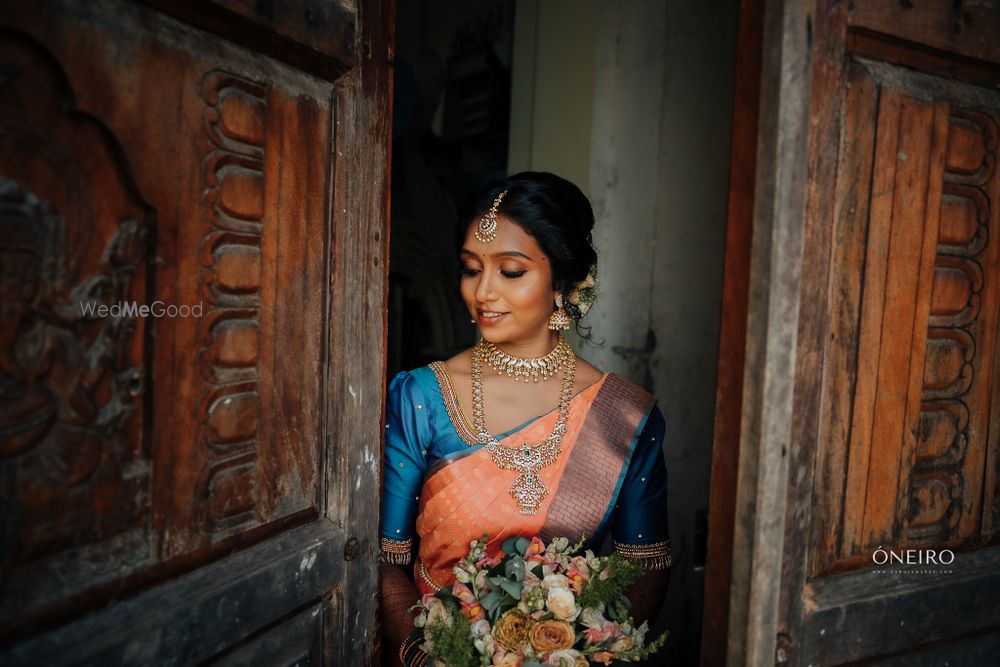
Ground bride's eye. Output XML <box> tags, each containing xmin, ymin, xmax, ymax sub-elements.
<box><xmin>460</xmin><ymin>266</ymin><xmax>481</xmax><ymax>276</ymax></box>
<box><xmin>501</xmin><ymin>270</ymin><xmax>526</xmax><ymax>278</ymax></box>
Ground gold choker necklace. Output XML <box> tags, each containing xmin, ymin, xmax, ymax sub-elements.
<box><xmin>471</xmin><ymin>339</ymin><xmax>576</xmax><ymax>515</ymax></box>
<box><xmin>477</xmin><ymin>336</ymin><xmax>573</xmax><ymax>382</ymax></box>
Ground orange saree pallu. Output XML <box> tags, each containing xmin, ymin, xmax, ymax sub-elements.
<box><xmin>411</xmin><ymin>373</ymin><xmax>657</xmax><ymax>595</ymax></box>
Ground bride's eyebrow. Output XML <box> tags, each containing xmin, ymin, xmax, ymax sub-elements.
<box><xmin>491</xmin><ymin>251</ymin><xmax>533</xmax><ymax>260</ymax></box>
<box><xmin>459</xmin><ymin>248</ymin><xmax>534</xmax><ymax>261</ymax></box>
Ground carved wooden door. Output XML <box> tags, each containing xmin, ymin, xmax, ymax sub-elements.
<box><xmin>794</xmin><ymin>6</ymin><xmax>1000</xmax><ymax>660</ymax></box>
<box><xmin>710</xmin><ymin>1</ymin><xmax>1000</xmax><ymax>665</ymax></box>
<box><xmin>0</xmin><ymin>1</ymin><xmax>391</xmax><ymax>664</ymax></box>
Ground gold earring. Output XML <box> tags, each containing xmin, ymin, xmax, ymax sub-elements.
<box><xmin>548</xmin><ymin>294</ymin><xmax>572</xmax><ymax>331</ymax></box>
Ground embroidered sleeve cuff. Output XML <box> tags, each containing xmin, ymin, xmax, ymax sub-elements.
<box><xmin>380</xmin><ymin>536</ymin><xmax>413</xmax><ymax>565</ymax></box>
<box><xmin>399</xmin><ymin>631</ymin><xmax>428</xmax><ymax>666</ymax></box>
<box><xmin>614</xmin><ymin>539</ymin><xmax>673</xmax><ymax>570</ymax></box>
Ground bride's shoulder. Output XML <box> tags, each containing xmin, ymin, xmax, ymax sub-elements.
<box><xmin>441</xmin><ymin>348</ymin><xmax>472</xmax><ymax>378</ymax></box>
<box><xmin>573</xmin><ymin>354</ymin><xmax>605</xmax><ymax>388</ymax></box>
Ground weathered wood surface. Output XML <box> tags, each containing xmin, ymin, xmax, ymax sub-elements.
<box><xmin>724</xmin><ymin>0</ymin><xmax>1000</xmax><ymax>664</ymax></box>
<box><xmin>799</xmin><ymin>545</ymin><xmax>1000</xmax><ymax>664</ymax></box>
<box><xmin>723</xmin><ymin>0</ymin><xmax>814</xmax><ymax>663</ymax></box>
<box><xmin>702</xmin><ymin>0</ymin><xmax>763</xmax><ymax>663</ymax></box>
<box><xmin>2</xmin><ymin>519</ymin><xmax>345</xmax><ymax>666</ymax></box>
<box><xmin>849</xmin><ymin>0</ymin><xmax>1000</xmax><ymax>66</ymax></box>
<box><xmin>323</xmin><ymin>0</ymin><xmax>394</xmax><ymax>663</ymax></box>
<box><xmin>0</xmin><ymin>0</ymin><xmax>391</xmax><ymax>662</ymax></box>
<box><xmin>812</xmin><ymin>60</ymin><xmax>1000</xmax><ymax>576</ymax></box>
<box><xmin>137</xmin><ymin>0</ymin><xmax>355</xmax><ymax>81</ymax></box>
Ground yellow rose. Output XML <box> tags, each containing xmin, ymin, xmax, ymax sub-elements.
<box><xmin>528</xmin><ymin>619</ymin><xmax>576</xmax><ymax>653</ymax></box>
<box><xmin>494</xmin><ymin>609</ymin><xmax>532</xmax><ymax>650</ymax></box>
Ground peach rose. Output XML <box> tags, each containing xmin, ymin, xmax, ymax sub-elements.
<box><xmin>528</xmin><ymin>620</ymin><xmax>575</xmax><ymax>653</ymax></box>
<box><xmin>494</xmin><ymin>653</ymin><xmax>523</xmax><ymax>667</ymax></box>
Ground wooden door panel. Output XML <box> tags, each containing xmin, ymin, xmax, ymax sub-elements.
<box><xmin>1</xmin><ymin>0</ymin><xmax>389</xmax><ymax>662</ymax></box>
<box><xmin>814</xmin><ymin>59</ymin><xmax>1000</xmax><ymax>577</ymax></box>
<box><xmin>3</xmin><ymin>520</ymin><xmax>343</xmax><ymax>665</ymax></box>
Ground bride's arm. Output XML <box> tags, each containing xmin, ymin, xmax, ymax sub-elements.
<box><xmin>626</xmin><ymin>566</ymin><xmax>671</xmax><ymax>626</ymax></box>
<box><xmin>380</xmin><ymin>563</ymin><xmax>421</xmax><ymax>666</ymax></box>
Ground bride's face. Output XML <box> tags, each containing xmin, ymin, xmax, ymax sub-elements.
<box><xmin>460</xmin><ymin>215</ymin><xmax>558</xmax><ymax>346</ymax></box>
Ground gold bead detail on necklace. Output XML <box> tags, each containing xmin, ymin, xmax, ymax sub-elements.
<box><xmin>478</xmin><ymin>335</ymin><xmax>572</xmax><ymax>382</ymax></box>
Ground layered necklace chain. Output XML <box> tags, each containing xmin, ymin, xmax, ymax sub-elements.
<box><xmin>478</xmin><ymin>335</ymin><xmax>573</xmax><ymax>382</ymax></box>
<box><xmin>471</xmin><ymin>336</ymin><xmax>576</xmax><ymax>515</ymax></box>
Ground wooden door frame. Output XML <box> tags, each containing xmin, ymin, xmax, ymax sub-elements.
<box><xmin>702</xmin><ymin>0</ymin><xmax>815</xmax><ymax>664</ymax></box>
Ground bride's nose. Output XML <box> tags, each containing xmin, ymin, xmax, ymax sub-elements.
<box><xmin>475</xmin><ymin>271</ymin><xmax>498</xmax><ymax>303</ymax></box>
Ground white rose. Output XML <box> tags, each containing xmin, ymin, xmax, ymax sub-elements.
<box><xmin>579</xmin><ymin>607</ymin><xmax>608</xmax><ymax>629</ymax></box>
<box><xmin>425</xmin><ymin>597</ymin><xmax>453</xmax><ymax>628</ymax></box>
<box><xmin>541</xmin><ymin>573</ymin><xmax>569</xmax><ymax>591</ymax></box>
<box><xmin>470</xmin><ymin>619</ymin><xmax>491</xmax><ymax>638</ymax></box>
<box><xmin>546</xmin><ymin>587</ymin><xmax>580</xmax><ymax>622</ymax></box>
<box><xmin>548</xmin><ymin>648</ymin><xmax>584</xmax><ymax>666</ymax></box>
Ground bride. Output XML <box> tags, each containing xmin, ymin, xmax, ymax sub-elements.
<box><xmin>380</xmin><ymin>172</ymin><xmax>672</xmax><ymax>666</ymax></box>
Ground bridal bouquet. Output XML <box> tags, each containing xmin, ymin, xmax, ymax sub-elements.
<box><xmin>411</xmin><ymin>535</ymin><xmax>667</xmax><ymax>666</ymax></box>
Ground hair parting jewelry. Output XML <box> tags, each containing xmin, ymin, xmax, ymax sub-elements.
<box><xmin>475</xmin><ymin>190</ymin><xmax>507</xmax><ymax>243</ymax></box>
<box><xmin>471</xmin><ymin>336</ymin><xmax>576</xmax><ymax>515</ymax></box>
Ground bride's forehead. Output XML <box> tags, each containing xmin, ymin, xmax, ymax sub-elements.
<box><xmin>463</xmin><ymin>215</ymin><xmax>545</xmax><ymax>256</ymax></box>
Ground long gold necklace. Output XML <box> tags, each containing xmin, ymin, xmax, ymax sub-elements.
<box><xmin>471</xmin><ymin>337</ymin><xmax>576</xmax><ymax>515</ymax></box>
<box><xmin>478</xmin><ymin>335</ymin><xmax>573</xmax><ymax>382</ymax></box>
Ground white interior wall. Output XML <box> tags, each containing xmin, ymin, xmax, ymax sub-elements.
<box><xmin>509</xmin><ymin>1</ymin><xmax>739</xmax><ymax>662</ymax></box>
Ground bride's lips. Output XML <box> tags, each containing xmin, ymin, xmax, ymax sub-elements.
<box><xmin>477</xmin><ymin>310</ymin><xmax>508</xmax><ymax>327</ymax></box>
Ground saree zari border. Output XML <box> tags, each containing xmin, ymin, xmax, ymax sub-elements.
<box><xmin>614</xmin><ymin>539</ymin><xmax>673</xmax><ymax>570</ymax></box>
<box><xmin>428</xmin><ymin>361</ymin><xmax>478</xmax><ymax>445</ymax></box>
<box><xmin>380</xmin><ymin>536</ymin><xmax>413</xmax><ymax>565</ymax></box>
<box><xmin>417</xmin><ymin>558</ymin><xmax>444</xmax><ymax>592</ymax></box>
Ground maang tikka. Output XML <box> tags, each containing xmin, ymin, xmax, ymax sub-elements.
<box><xmin>475</xmin><ymin>190</ymin><xmax>507</xmax><ymax>243</ymax></box>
